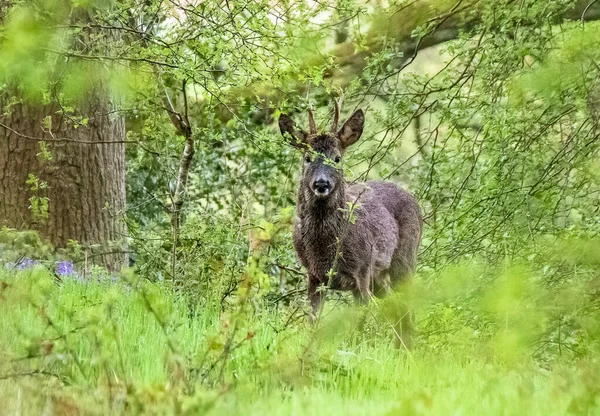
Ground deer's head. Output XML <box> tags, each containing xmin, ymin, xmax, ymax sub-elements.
<box><xmin>279</xmin><ymin>102</ymin><xmax>364</xmax><ymax>201</ymax></box>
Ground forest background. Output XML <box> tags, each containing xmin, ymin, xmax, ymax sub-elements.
<box><xmin>0</xmin><ymin>0</ymin><xmax>599</xmax><ymax>414</ymax></box>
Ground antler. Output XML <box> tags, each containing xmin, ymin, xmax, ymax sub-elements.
<box><xmin>332</xmin><ymin>96</ymin><xmax>343</xmax><ymax>132</ymax></box>
<box><xmin>307</xmin><ymin>108</ymin><xmax>317</xmax><ymax>135</ymax></box>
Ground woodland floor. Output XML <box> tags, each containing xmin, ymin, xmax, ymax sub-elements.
<box><xmin>0</xmin><ymin>267</ymin><xmax>598</xmax><ymax>415</ymax></box>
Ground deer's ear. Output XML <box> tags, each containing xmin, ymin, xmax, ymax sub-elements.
<box><xmin>279</xmin><ymin>114</ymin><xmax>308</xmax><ymax>150</ymax></box>
<box><xmin>338</xmin><ymin>109</ymin><xmax>364</xmax><ymax>149</ymax></box>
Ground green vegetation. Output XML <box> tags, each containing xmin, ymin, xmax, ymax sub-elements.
<box><xmin>1</xmin><ymin>0</ymin><xmax>600</xmax><ymax>414</ymax></box>
<box><xmin>1</xmin><ymin>238</ymin><xmax>599</xmax><ymax>414</ymax></box>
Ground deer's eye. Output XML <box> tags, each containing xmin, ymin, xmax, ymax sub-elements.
<box><xmin>334</xmin><ymin>156</ymin><xmax>341</xmax><ymax>163</ymax></box>
<box><xmin>304</xmin><ymin>155</ymin><xmax>311</xmax><ymax>163</ymax></box>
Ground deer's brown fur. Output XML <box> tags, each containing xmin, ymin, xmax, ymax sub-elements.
<box><xmin>279</xmin><ymin>104</ymin><xmax>422</xmax><ymax>348</ymax></box>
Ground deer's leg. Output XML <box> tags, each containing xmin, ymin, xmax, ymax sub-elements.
<box><xmin>353</xmin><ymin>271</ymin><xmax>372</xmax><ymax>305</ymax></box>
<box><xmin>352</xmin><ymin>289</ymin><xmax>369</xmax><ymax>305</ymax></box>
<box><xmin>308</xmin><ymin>277</ymin><xmax>324</xmax><ymax>323</ymax></box>
<box><xmin>373</xmin><ymin>274</ymin><xmax>392</xmax><ymax>299</ymax></box>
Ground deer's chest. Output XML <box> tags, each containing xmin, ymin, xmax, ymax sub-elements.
<box><xmin>295</xmin><ymin>218</ymin><xmax>361</xmax><ymax>290</ymax></box>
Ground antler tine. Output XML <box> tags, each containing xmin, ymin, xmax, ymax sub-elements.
<box><xmin>307</xmin><ymin>108</ymin><xmax>317</xmax><ymax>135</ymax></box>
<box><xmin>332</xmin><ymin>96</ymin><xmax>343</xmax><ymax>132</ymax></box>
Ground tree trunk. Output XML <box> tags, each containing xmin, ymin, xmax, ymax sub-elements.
<box><xmin>0</xmin><ymin>88</ymin><xmax>127</xmax><ymax>271</ymax></box>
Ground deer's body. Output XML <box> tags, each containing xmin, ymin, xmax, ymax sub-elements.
<box><xmin>294</xmin><ymin>181</ymin><xmax>422</xmax><ymax>297</ymax></box>
<box><xmin>279</xmin><ymin>105</ymin><xmax>422</xmax><ymax>348</ymax></box>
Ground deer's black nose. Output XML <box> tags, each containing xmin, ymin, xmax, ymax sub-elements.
<box><xmin>314</xmin><ymin>179</ymin><xmax>330</xmax><ymax>193</ymax></box>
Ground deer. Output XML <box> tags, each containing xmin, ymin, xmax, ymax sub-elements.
<box><xmin>278</xmin><ymin>101</ymin><xmax>423</xmax><ymax>349</ymax></box>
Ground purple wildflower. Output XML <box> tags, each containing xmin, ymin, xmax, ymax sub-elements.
<box><xmin>16</xmin><ymin>258</ymin><xmax>40</xmax><ymax>270</ymax></box>
<box><xmin>56</xmin><ymin>261</ymin><xmax>76</xmax><ymax>277</ymax></box>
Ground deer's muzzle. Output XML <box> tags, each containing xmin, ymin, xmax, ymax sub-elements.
<box><xmin>313</xmin><ymin>178</ymin><xmax>331</xmax><ymax>197</ymax></box>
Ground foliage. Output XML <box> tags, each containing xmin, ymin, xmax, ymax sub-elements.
<box><xmin>0</xmin><ymin>229</ymin><xmax>54</xmax><ymax>263</ymax></box>
<box><xmin>1</xmin><ymin>0</ymin><xmax>600</xmax><ymax>413</ymax></box>
<box><xmin>0</xmin><ymin>240</ymin><xmax>599</xmax><ymax>414</ymax></box>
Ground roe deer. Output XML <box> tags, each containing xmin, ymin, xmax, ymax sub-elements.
<box><xmin>279</xmin><ymin>101</ymin><xmax>423</xmax><ymax>349</ymax></box>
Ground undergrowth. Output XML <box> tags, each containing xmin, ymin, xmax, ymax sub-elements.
<box><xmin>0</xmin><ymin>238</ymin><xmax>599</xmax><ymax>415</ymax></box>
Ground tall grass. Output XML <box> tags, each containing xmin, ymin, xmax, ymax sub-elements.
<box><xmin>0</xmin><ymin>243</ymin><xmax>599</xmax><ymax>415</ymax></box>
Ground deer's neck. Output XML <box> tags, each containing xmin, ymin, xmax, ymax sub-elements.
<box><xmin>297</xmin><ymin>184</ymin><xmax>347</xmax><ymax>277</ymax></box>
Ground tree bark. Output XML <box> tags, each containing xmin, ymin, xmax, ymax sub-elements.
<box><xmin>0</xmin><ymin>88</ymin><xmax>127</xmax><ymax>271</ymax></box>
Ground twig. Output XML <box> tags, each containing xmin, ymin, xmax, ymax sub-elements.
<box><xmin>582</xmin><ymin>0</ymin><xmax>600</xmax><ymax>24</ymax></box>
<box><xmin>0</xmin><ymin>122</ymin><xmax>136</xmax><ymax>144</ymax></box>
<box><xmin>0</xmin><ymin>370</ymin><xmax>65</xmax><ymax>382</ymax></box>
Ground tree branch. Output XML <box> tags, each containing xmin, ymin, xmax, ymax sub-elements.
<box><xmin>168</xmin><ymin>79</ymin><xmax>194</xmax><ymax>283</ymax></box>
<box><xmin>0</xmin><ymin>121</ymin><xmax>135</xmax><ymax>144</ymax></box>
<box><xmin>333</xmin><ymin>0</ymin><xmax>600</xmax><ymax>81</ymax></box>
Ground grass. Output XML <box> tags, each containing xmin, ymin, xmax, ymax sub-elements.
<box><xmin>0</xmin><ymin>264</ymin><xmax>599</xmax><ymax>415</ymax></box>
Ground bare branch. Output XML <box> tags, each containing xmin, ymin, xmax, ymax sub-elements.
<box><xmin>307</xmin><ymin>108</ymin><xmax>317</xmax><ymax>135</ymax></box>
<box><xmin>0</xmin><ymin>122</ymin><xmax>135</xmax><ymax>144</ymax></box>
